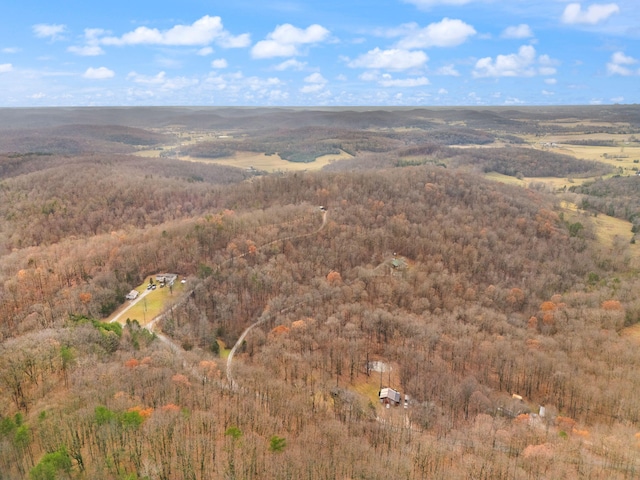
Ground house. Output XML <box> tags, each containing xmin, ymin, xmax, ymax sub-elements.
<box><xmin>379</xmin><ymin>387</ymin><xmax>401</xmax><ymax>406</ymax></box>
<box><xmin>155</xmin><ymin>273</ymin><xmax>178</xmax><ymax>285</ymax></box>
<box><xmin>126</xmin><ymin>290</ymin><xmax>139</xmax><ymax>300</ymax></box>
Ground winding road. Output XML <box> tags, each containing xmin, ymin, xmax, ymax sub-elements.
<box><xmin>110</xmin><ymin>207</ymin><xmax>328</xmax><ymax>388</ymax></box>
<box><xmin>226</xmin><ymin>209</ymin><xmax>328</xmax><ymax>388</ymax></box>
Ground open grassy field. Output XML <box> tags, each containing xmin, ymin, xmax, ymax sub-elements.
<box><xmin>484</xmin><ymin>172</ymin><xmax>591</xmax><ymax>190</ymax></box>
<box><xmin>178</xmin><ymin>150</ymin><xmax>351</xmax><ymax>172</ymax></box>
<box><xmin>108</xmin><ymin>279</ymin><xmax>186</xmax><ymax>327</ymax></box>
<box><xmin>217</xmin><ymin>339</ymin><xmax>231</xmax><ymax>359</ymax></box>
<box><xmin>560</xmin><ymin>201</ymin><xmax>640</xmax><ymax>265</ymax></box>
<box><xmin>558</xmin><ymin>144</ymin><xmax>640</xmax><ymax>171</ymax></box>
<box><xmin>132</xmin><ymin>148</ymin><xmax>164</xmax><ymax>158</ymax></box>
<box><xmin>483</xmin><ymin>171</ymin><xmax>526</xmax><ymax>186</ymax></box>
<box><xmin>519</xmin><ymin>123</ymin><xmax>640</xmax><ymax>176</ymax></box>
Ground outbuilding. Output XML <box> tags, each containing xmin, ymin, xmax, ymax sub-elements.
<box><xmin>156</xmin><ymin>273</ymin><xmax>178</xmax><ymax>285</ymax></box>
<box><xmin>379</xmin><ymin>387</ymin><xmax>401</xmax><ymax>406</ymax></box>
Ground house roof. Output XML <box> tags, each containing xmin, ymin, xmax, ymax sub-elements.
<box><xmin>379</xmin><ymin>387</ymin><xmax>401</xmax><ymax>402</ymax></box>
<box><xmin>156</xmin><ymin>273</ymin><xmax>178</xmax><ymax>282</ymax></box>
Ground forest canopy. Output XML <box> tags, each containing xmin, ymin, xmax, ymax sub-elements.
<box><xmin>1</xmin><ymin>106</ymin><xmax>640</xmax><ymax>479</ymax></box>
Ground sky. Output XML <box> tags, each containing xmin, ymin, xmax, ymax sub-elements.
<box><xmin>0</xmin><ymin>0</ymin><xmax>638</xmax><ymax>107</ymax></box>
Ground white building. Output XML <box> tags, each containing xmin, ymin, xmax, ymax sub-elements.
<box><xmin>379</xmin><ymin>387</ymin><xmax>401</xmax><ymax>406</ymax></box>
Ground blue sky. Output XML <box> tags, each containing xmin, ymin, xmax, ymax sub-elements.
<box><xmin>0</xmin><ymin>0</ymin><xmax>638</xmax><ymax>106</ymax></box>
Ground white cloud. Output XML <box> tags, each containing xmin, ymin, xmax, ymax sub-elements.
<box><xmin>438</xmin><ymin>88</ymin><xmax>448</xmax><ymax>94</ymax></box>
<box><xmin>198</xmin><ymin>47</ymin><xmax>214</xmax><ymax>56</ymax></box>
<box><xmin>161</xmin><ymin>76</ymin><xmax>200</xmax><ymax>90</ymax></box>
<box><xmin>301</xmin><ymin>84</ymin><xmax>325</xmax><ymax>93</ymax></box>
<box><xmin>359</xmin><ymin>71</ymin><xmax>379</xmax><ymax>82</ymax></box>
<box><xmin>2</xmin><ymin>47</ymin><xmax>20</xmax><ymax>54</ymax></box>
<box><xmin>252</xmin><ymin>42</ymin><xmax>297</xmax><ymax>58</ymax></box>
<box><xmin>251</xmin><ymin>24</ymin><xmax>330</xmax><ymax>58</ymax></box>
<box><xmin>267</xmin><ymin>89</ymin><xmax>290</xmax><ymax>102</ymax></box>
<box><xmin>219</xmin><ymin>33</ymin><xmax>251</xmax><ymax>48</ymax></box>
<box><xmin>68</xmin><ymin>45</ymin><xmax>105</xmax><ymax>56</ymax></box>
<box><xmin>304</xmin><ymin>72</ymin><xmax>327</xmax><ymax>84</ymax></box>
<box><xmin>501</xmin><ymin>24</ymin><xmax>533</xmax><ymax>39</ymax></box>
<box><xmin>0</xmin><ymin>64</ymin><xmax>13</xmax><ymax>73</ymax></box>
<box><xmin>69</xmin><ymin>29</ymin><xmax>109</xmax><ymax>55</ymax></box>
<box><xmin>545</xmin><ymin>78</ymin><xmax>557</xmax><ymax>84</ymax></box>
<box><xmin>436</xmin><ymin>64</ymin><xmax>460</xmax><ymax>76</ymax></box>
<box><xmin>33</xmin><ymin>24</ymin><xmax>67</xmax><ymax>41</ymax></box>
<box><xmin>542</xmin><ymin>89</ymin><xmax>555</xmax><ymax>96</ymax></box>
<box><xmin>504</xmin><ymin>96</ymin><xmax>525</xmax><ymax>105</ymax></box>
<box><xmin>607</xmin><ymin>51</ymin><xmax>638</xmax><ymax>75</ymax></box>
<box><xmin>274</xmin><ymin>59</ymin><xmax>307</xmax><ymax>71</ymax></box>
<box><xmin>83</xmin><ymin>67</ymin><xmax>115</xmax><ymax>79</ymax></box>
<box><xmin>301</xmin><ymin>72</ymin><xmax>327</xmax><ymax>93</ymax></box>
<box><xmin>348</xmin><ymin>48</ymin><xmax>428</xmax><ymax>70</ymax></box>
<box><xmin>378</xmin><ymin>75</ymin><xmax>430</xmax><ymax>87</ymax></box>
<box><xmin>611</xmin><ymin>96</ymin><xmax>624</xmax><ymax>103</ymax></box>
<box><xmin>127</xmin><ymin>71</ymin><xmax>198</xmax><ymax>90</ymax></box>
<box><xmin>85</xmin><ymin>28</ymin><xmax>109</xmax><ymax>42</ymax></box>
<box><xmin>101</xmin><ymin>16</ymin><xmax>250</xmax><ymax>48</ymax></box>
<box><xmin>538</xmin><ymin>54</ymin><xmax>558</xmax><ymax>75</ymax></box>
<box><xmin>128</xmin><ymin>71</ymin><xmax>167</xmax><ymax>84</ymax></box>
<box><xmin>211</xmin><ymin>58</ymin><xmax>228</xmax><ymax>69</ymax></box>
<box><xmin>395</xmin><ymin>19</ymin><xmax>476</xmax><ymax>49</ymax></box>
<box><xmin>472</xmin><ymin>45</ymin><xmax>557</xmax><ymax>78</ymax></box>
<box><xmin>561</xmin><ymin>3</ymin><xmax>620</xmax><ymax>25</ymax></box>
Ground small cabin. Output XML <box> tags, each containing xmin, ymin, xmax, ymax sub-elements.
<box><xmin>379</xmin><ymin>387</ymin><xmax>401</xmax><ymax>406</ymax></box>
<box><xmin>126</xmin><ymin>290</ymin><xmax>139</xmax><ymax>300</ymax></box>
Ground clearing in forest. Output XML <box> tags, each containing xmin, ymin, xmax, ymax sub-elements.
<box><xmin>107</xmin><ymin>278</ymin><xmax>186</xmax><ymax>326</ymax></box>
<box><xmin>178</xmin><ymin>150</ymin><xmax>351</xmax><ymax>172</ymax></box>
<box><xmin>560</xmin><ymin>201</ymin><xmax>640</xmax><ymax>265</ymax></box>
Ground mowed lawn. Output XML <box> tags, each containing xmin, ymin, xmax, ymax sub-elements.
<box><xmin>108</xmin><ymin>279</ymin><xmax>186</xmax><ymax>327</ymax></box>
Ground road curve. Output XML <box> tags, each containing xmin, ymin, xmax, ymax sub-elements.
<box><xmin>226</xmin><ymin>209</ymin><xmax>328</xmax><ymax>388</ymax></box>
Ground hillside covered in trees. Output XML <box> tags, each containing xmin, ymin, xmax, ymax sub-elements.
<box><xmin>1</xmin><ymin>106</ymin><xmax>640</xmax><ymax>479</ymax></box>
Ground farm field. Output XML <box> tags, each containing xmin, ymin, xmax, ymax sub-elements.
<box><xmin>178</xmin><ymin>150</ymin><xmax>351</xmax><ymax>172</ymax></box>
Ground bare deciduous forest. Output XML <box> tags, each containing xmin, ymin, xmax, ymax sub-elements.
<box><xmin>2</xmin><ymin>106</ymin><xmax>640</xmax><ymax>479</ymax></box>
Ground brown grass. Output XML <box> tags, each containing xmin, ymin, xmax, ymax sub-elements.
<box><xmin>177</xmin><ymin>150</ymin><xmax>351</xmax><ymax>172</ymax></box>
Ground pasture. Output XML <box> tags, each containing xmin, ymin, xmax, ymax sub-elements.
<box><xmin>178</xmin><ymin>150</ymin><xmax>351</xmax><ymax>172</ymax></box>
